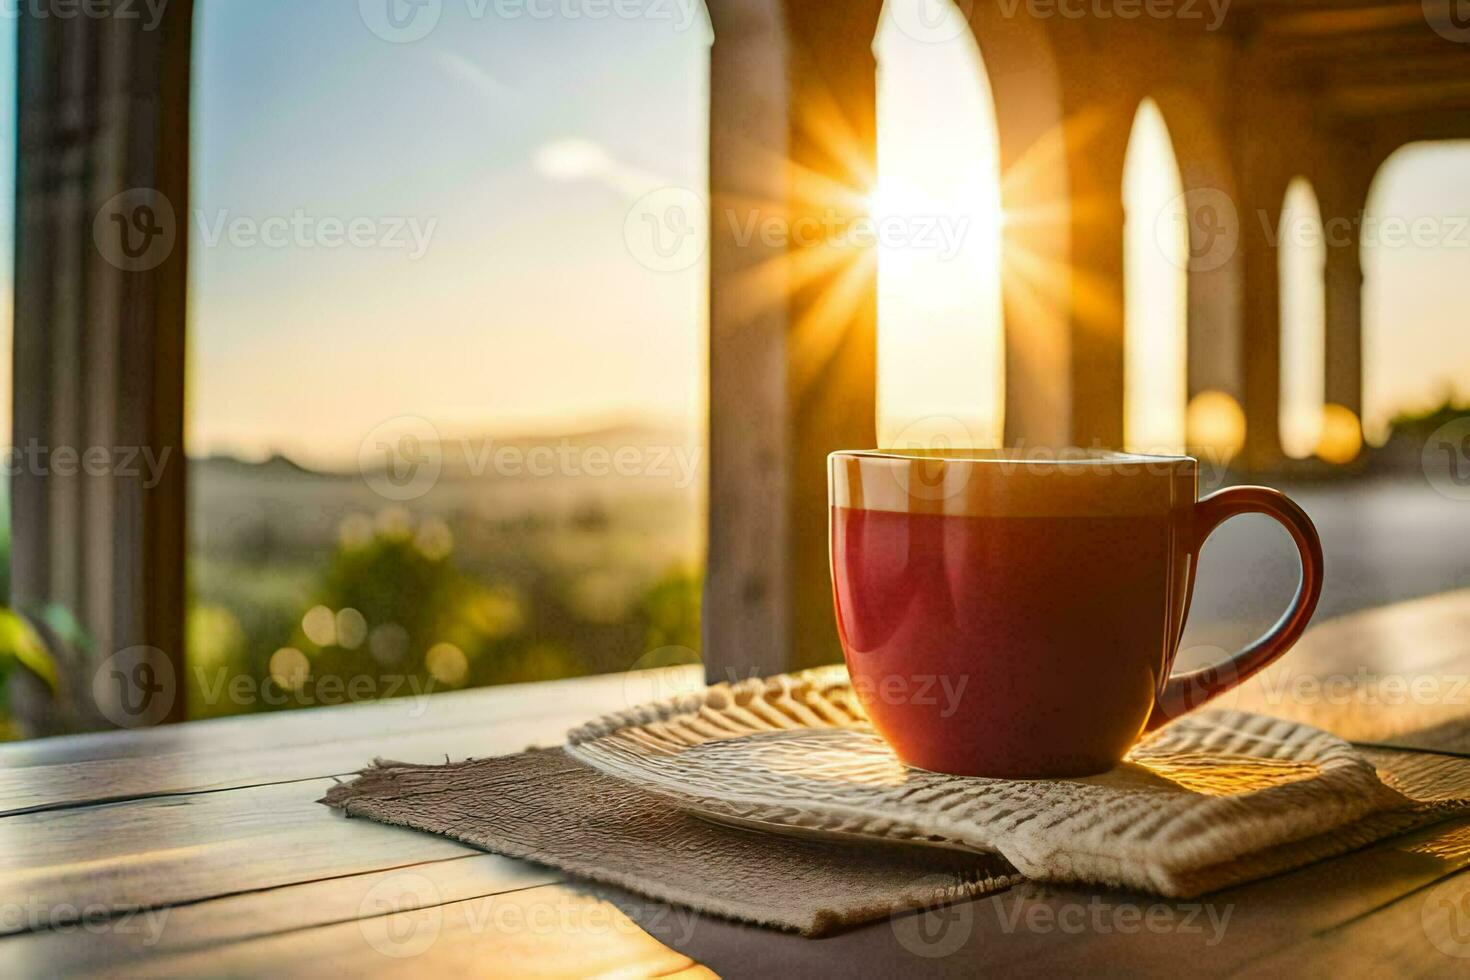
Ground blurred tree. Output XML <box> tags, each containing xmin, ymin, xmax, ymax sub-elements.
<box><xmin>184</xmin><ymin>511</ymin><xmax>704</xmax><ymax>720</ymax></box>
<box><xmin>639</xmin><ymin>566</ymin><xmax>702</xmax><ymax>654</ymax></box>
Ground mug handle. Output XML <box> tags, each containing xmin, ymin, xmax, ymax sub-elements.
<box><xmin>1144</xmin><ymin>486</ymin><xmax>1324</xmax><ymax>731</ymax></box>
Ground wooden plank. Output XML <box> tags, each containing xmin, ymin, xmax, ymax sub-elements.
<box><xmin>1235</xmin><ymin>867</ymin><xmax>1470</xmax><ymax>975</ymax></box>
<box><xmin>0</xmin><ymin>704</ymin><xmax>586</xmax><ymax>817</ymax></box>
<box><xmin>0</xmin><ymin>667</ymin><xmax>715</xmax><ymax>974</ymax></box>
<box><xmin>0</xmin><ymin>666</ymin><xmax>703</xmax><ymax>770</ymax></box>
<box><xmin>0</xmin><ymin>668</ymin><xmax>711</xmax><ymax>932</ymax></box>
<box><xmin>0</xmin><ymin>778</ymin><xmax>487</xmax><ymax>929</ymax></box>
<box><xmin>0</xmin><ymin>854</ymin><xmax>559</xmax><ymax>976</ymax></box>
<box><xmin>1231</xmin><ymin>589</ymin><xmax>1470</xmax><ymax>752</ymax></box>
<box><xmin>0</xmin><ymin>723</ymin><xmax>555</xmax><ymax>817</ymax></box>
<box><xmin>124</xmin><ymin>884</ymin><xmax>710</xmax><ymax>979</ymax></box>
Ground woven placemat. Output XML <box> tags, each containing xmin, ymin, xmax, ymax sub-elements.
<box><xmin>568</xmin><ymin>667</ymin><xmax>1470</xmax><ymax>897</ymax></box>
<box><xmin>321</xmin><ymin>746</ymin><xmax>1022</xmax><ymax>936</ymax></box>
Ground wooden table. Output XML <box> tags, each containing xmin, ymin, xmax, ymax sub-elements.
<box><xmin>3</xmin><ymin>590</ymin><xmax>1470</xmax><ymax>978</ymax></box>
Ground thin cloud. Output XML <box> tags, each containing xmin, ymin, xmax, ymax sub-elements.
<box><xmin>531</xmin><ymin>137</ymin><xmax>672</xmax><ymax>199</ymax></box>
<box><xmin>432</xmin><ymin>51</ymin><xmax>513</xmax><ymax>104</ymax></box>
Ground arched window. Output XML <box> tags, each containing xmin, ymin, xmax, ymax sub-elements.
<box><xmin>1278</xmin><ymin>177</ymin><xmax>1327</xmax><ymax>459</ymax></box>
<box><xmin>1362</xmin><ymin>142</ymin><xmax>1470</xmax><ymax>445</ymax></box>
<box><xmin>1122</xmin><ymin>98</ymin><xmax>1188</xmax><ymax>455</ymax></box>
<box><xmin>873</xmin><ymin>0</ymin><xmax>1005</xmax><ymax>449</ymax></box>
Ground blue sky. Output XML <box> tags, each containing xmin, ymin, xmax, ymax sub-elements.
<box><xmin>188</xmin><ymin>0</ymin><xmax>711</xmax><ymax>464</ymax></box>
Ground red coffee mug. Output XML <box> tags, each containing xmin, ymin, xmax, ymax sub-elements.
<box><xmin>829</xmin><ymin>449</ymin><xmax>1324</xmax><ymax>778</ymax></box>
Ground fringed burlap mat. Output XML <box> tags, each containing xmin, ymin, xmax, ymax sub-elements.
<box><xmin>321</xmin><ymin>747</ymin><xmax>1022</xmax><ymax>936</ymax></box>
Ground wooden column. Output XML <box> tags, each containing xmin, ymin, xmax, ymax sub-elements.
<box><xmin>1237</xmin><ymin>166</ymin><xmax>1287</xmax><ymax>473</ymax></box>
<box><xmin>964</xmin><ymin>12</ymin><xmax>1074</xmax><ymax>449</ymax></box>
<box><xmin>704</xmin><ymin>0</ymin><xmax>881</xmax><ymax>679</ymax></box>
<box><xmin>1061</xmin><ymin>103</ymin><xmax>1132</xmax><ymax>450</ymax></box>
<box><xmin>10</xmin><ymin>2</ymin><xmax>193</xmax><ymax>733</ymax></box>
<box><xmin>1149</xmin><ymin>93</ymin><xmax>1245</xmax><ymax>410</ymax></box>
<box><xmin>1323</xmin><ymin>223</ymin><xmax>1363</xmax><ymax>417</ymax></box>
<box><xmin>1319</xmin><ymin>156</ymin><xmax>1374</xmax><ymax>420</ymax></box>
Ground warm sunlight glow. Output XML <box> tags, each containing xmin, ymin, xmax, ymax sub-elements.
<box><xmin>873</xmin><ymin>0</ymin><xmax>1004</xmax><ymax>450</ymax></box>
<box><xmin>1317</xmin><ymin>403</ymin><xmax>1363</xmax><ymax>465</ymax></box>
<box><xmin>1362</xmin><ymin>141</ymin><xmax>1470</xmax><ymax>444</ymax></box>
<box><xmin>1186</xmin><ymin>390</ymin><xmax>1247</xmax><ymax>465</ymax></box>
<box><xmin>1279</xmin><ymin>177</ymin><xmax>1327</xmax><ymax>460</ymax></box>
<box><xmin>1123</xmin><ymin>98</ymin><xmax>1188</xmax><ymax>455</ymax></box>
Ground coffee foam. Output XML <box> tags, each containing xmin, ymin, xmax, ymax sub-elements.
<box><xmin>830</xmin><ymin>450</ymin><xmax>1198</xmax><ymax>517</ymax></box>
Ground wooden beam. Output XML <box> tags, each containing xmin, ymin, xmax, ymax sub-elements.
<box><xmin>1253</xmin><ymin>4</ymin><xmax>1428</xmax><ymax>36</ymax></box>
<box><xmin>1251</xmin><ymin>23</ymin><xmax>1464</xmax><ymax>69</ymax></box>
<box><xmin>704</xmin><ymin>0</ymin><xmax>882</xmax><ymax>679</ymax></box>
<box><xmin>10</xmin><ymin>2</ymin><xmax>194</xmax><ymax>733</ymax></box>
<box><xmin>1323</xmin><ymin>80</ymin><xmax>1470</xmax><ymax>119</ymax></box>
<box><xmin>1232</xmin><ymin>0</ymin><xmax>1422</xmax><ymax>9</ymax></box>
<box><xmin>1298</xmin><ymin>51</ymin><xmax>1470</xmax><ymax>89</ymax></box>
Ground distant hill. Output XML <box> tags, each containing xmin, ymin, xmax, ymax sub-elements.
<box><xmin>192</xmin><ymin>452</ymin><xmax>335</xmax><ymax>481</ymax></box>
<box><xmin>192</xmin><ymin>421</ymin><xmax>700</xmax><ymax>483</ymax></box>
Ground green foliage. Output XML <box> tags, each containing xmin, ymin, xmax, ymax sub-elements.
<box><xmin>185</xmin><ymin>510</ymin><xmax>705</xmax><ymax>720</ymax></box>
<box><xmin>639</xmin><ymin>566</ymin><xmax>702</xmax><ymax>654</ymax></box>
<box><xmin>0</xmin><ymin>608</ymin><xmax>58</xmax><ymax>737</ymax></box>
<box><xmin>0</xmin><ymin>484</ymin><xmax>63</xmax><ymax>735</ymax></box>
<box><xmin>0</xmin><ymin>486</ymin><xmax>9</xmax><ymax>602</ymax></box>
<box><xmin>1387</xmin><ymin>395</ymin><xmax>1470</xmax><ymax>439</ymax></box>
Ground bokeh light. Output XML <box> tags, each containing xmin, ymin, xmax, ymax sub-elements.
<box><xmin>301</xmin><ymin>605</ymin><xmax>337</xmax><ymax>648</ymax></box>
<box><xmin>335</xmin><ymin>608</ymin><xmax>368</xmax><ymax>651</ymax></box>
<box><xmin>414</xmin><ymin>518</ymin><xmax>454</xmax><ymax>561</ymax></box>
<box><xmin>269</xmin><ymin>647</ymin><xmax>310</xmax><ymax>691</ymax></box>
<box><xmin>1186</xmin><ymin>390</ymin><xmax>1247</xmax><ymax>465</ymax></box>
<box><xmin>426</xmin><ymin>642</ymin><xmax>469</xmax><ymax>687</ymax></box>
<box><xmin>1317</xmin><ymin>403</ymin><xmax>1363</xmax><ymax>464</ymax></box>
